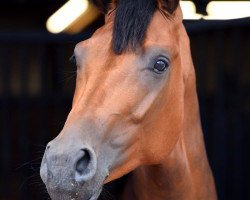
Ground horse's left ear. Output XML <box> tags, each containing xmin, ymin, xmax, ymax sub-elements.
<box><xmin>158</xmin><ymin>0</ymin><xmax>180</xmax><ymax>14</ymax></box>
<box><xmin>89</xmin><ymin>0</ymin><xmax>115</xmax><ymax>14</ymax></box>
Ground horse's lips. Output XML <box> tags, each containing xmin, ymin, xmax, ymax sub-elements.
<box><xmin>47</xmin><ymin>187</ymin><xmax>102</xmax><ymax>200</ymax></box>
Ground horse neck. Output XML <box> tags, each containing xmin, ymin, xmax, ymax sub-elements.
<box><xmin>122</xmin><ymin>68</ymin><xmax>217</xmax><ymax>200</ymax></box>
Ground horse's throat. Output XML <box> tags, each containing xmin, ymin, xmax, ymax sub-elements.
<box><xmin>131</xmin><ymin>139</ymin><xmax>193</xmax><ymax>199</ymax></box>
<box><xmin>122</xmin><ymin>132</ymin><xmax>216</xmax><ymax>200</ymax></box>
<box><xmin>121</xmin><ymin>87</ymin><xmax>217</xmax><ymax>200</ymax></box>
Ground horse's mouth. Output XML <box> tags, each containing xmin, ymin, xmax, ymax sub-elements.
<box><xmin>47</xmin><ymin>174</ymin><xmax>129</xmax><ymax>200</ymax></box>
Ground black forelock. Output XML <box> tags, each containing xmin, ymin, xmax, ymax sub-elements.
<box><xmin>112</xmin><ymin>0</ymin><xmax>157</xmax><ymax>54</ymax></box>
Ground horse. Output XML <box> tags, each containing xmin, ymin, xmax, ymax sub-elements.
<box><xmin>40</xmin><ymin>0</ymin><xmax>217</xmax><ymax>199</ymax></box>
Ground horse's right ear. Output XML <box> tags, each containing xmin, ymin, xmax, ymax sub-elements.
<box><xmin>158</xmin><ymin>0</ymin><xmax>180</xmax><ymax>14</ymax></box>
<box><xmin>89</xmin><ymin>0</ymin><xmax>114</xmax><ymax>14</ymax></box>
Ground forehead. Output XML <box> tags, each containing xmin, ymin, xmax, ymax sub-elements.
<box><xmin>144</xmin><ymin>11</ymin><xmax>179</xmax><ymax>48</ymax></box>
<box><xmin>75</xmin><ymin>23</ymin><xmax>112</xmax><ymax>54</ymax></box>
<box><xmin>75</xmin><ymin>10</ymin><xmax>179</xmax><ymax>56</ymax></box>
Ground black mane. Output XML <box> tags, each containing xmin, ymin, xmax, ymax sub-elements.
<box><xmin>112</xmin><ymin>0</ymin><xmax>157</xmax><ymax>54</ymax></box>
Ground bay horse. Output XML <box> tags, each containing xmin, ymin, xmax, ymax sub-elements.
<box><xmin>40</xmin><ymin>0</ymin><xmax>217</xmax><ymax>199</ymax></box>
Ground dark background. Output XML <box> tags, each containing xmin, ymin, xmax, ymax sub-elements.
<box><xmin>0</xmin><ymin>0</ymin><xmax>249</xmax><ymax>199</ymax></box>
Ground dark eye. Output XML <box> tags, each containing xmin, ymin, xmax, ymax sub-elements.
<box><xmin>153</xmin><ymin>59</ymin><xmax>169</xmax><ymax>74</ymax></box>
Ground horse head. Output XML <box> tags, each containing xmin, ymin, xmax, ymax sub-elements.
<box><xmin>40</xmin><ymin>0</ymin><xmax>199</xmax><ymax>199</ymax></box>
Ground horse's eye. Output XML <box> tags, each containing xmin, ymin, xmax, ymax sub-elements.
<box><xmin>153</xmin><ymin>59</ymin><xmax>169</xmax><ymax>74</ymax></box>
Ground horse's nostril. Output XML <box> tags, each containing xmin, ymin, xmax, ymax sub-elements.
<box><xmin>75</xmin><ymin>149</ymin><xmax>91</xmax><ymax>175</ymax></box>
<box><xmin>75</xmin><ymin>148</ymin><xmax>96</xmax><ymax>182</ymax></box>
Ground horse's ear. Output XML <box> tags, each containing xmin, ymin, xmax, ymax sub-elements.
<box><xmin>158</xmin><ymin>0</ymin><xmax>179</xmax><ymax>14</ymax></box>
<box><xmin>89</xmin><ymin>0</ymin><xmax>114</xmax><ymax>14</ymax></box>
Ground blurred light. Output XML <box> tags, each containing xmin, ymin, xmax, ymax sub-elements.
<box><xmin>180</xmin><ymin>1</ymin><xmax>203</xmax><ymax>20</ymax></box>
<box><xmin>205</xmin><ymin>1</ymin><xmax>250</xmax><ymax>20</ymax></box>
<box><xmin>46</xmin><ymin>0</ymin><xmax>89</xmax><ymax>33</ymax></box>
<box><xmin>46</xmin><ymin>0</ymin><xmax>250</xmax><ymax>32</ymax></box>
